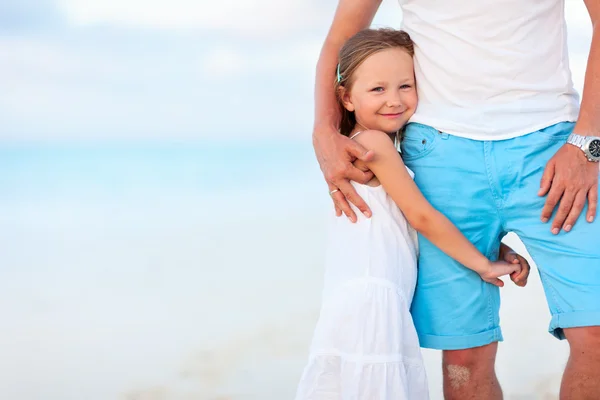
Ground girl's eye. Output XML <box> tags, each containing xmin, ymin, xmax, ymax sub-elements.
<box><xmin>400</xmin><ymin>84</ymin><xmax>412</xmax><ymax>89</ymax></box>
<box><xmin>371</xmin><ymin>87</ymin><xmax>384</xmax><ymax>92</ymax></box>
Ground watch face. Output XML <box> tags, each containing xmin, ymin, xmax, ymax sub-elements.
<box><xmin>590</xmin><ymin>139</ymin><xmax>600</xmax><ymax>158</ymax></box>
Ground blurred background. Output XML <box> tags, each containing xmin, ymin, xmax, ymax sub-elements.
<box><xmin>0</xmin><ymin>0</ymin><xmax>593</xmax><ymax>399</ymax></box>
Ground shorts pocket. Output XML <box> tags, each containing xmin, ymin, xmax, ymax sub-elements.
<box><xmin>400</xmin><ymin>123</ymin><xmax>439</xmax><ymax>161</ymax></box>
<box><xmin>537</xmin><ymin>121</ymin><xmax>575</xmax><ymax>142</ymax></box>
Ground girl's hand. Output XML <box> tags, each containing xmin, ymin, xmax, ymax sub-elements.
<box><xmin>499</xmin><ymin>243</ymin><xmax>531</xmax><ymax>287</ymax></box>
<box><xmin>479</xmin><ymin>261</ymin><xmax>522</xmax><ymax>288</ymax></box>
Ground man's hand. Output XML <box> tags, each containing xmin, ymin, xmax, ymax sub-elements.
<box><xmin>499</xmin><ymin>243</ymin><xmax>530</xmax><ymax>287</ymax></box>
<box><xmin>538</xmin><ymin>143</ymin><xmax>599</xmax><ymax>234</ymax></box>
<box><xmin>313</xmin><ymin>125</ymin><xmax>376</xmax><ymax>222</ymax></box>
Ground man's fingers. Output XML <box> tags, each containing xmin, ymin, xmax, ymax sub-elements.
<box><xmin>517</xmin><ymin>256</ymin><xmax>530</xmax><ymax>281</ymax></box>
<box><xmin>331</xmin><ymin>188</ymin><xmax>356</xmax><ymax>222</ymax></box>
<box><xmin>551</xmin><ymin>189</ymin><xmax>575</xmax><ymax>234</ymax></box>
<box><xmin>338</xmin><ymin>180</ymin><xmax>371</xmax><ymax>218</ymax></box>
<box><xmin>508</xmin><ymin>263</ymin><xmax>521</xmax><ymax>276</ymax></box>
<box><xmin>336</xmin><ymin>180</ymin><xmax>371</xmax><ymax>220</ymax></box>
<box><xmin>329</xmin><ymin>172</ymin><xmax>373</xmax><ymax>219</ymax></box>
<box><xmin>346</xmin><ymin>164</ymin><xmax>375</xmax><ymax>185</ymax></box>
<box><xmin>347</xmin><ymin>140</ymin><xmax>375</xmax><ymax>163</ymax></box>
<box><xmin>327</xmin><ymin>184</ymin><xmax>343</xmax><ymax>217</ymax></box>
<box><xmin>562</xmin><ymin>191</ymin><xmax>587</xmax><ymax>232</ymax></box>
<box><xmin>540</xmin><ymin>184</ymin><xmax>564</xmax><ymax>224</ymax></box>
<box><xmin>588</xmin><ymin>184</ymin><xmax>598</xmax><ymax>223</ymax></box>
<box><xmin>502</xmin><ymin>251</ymin><xmax>518</xmax><ymax>263</ymax></box>
<box><xmin>328</xmin><ymin>182</ymin><xmax>354</xmax><ymax>221</ymax></box>
<box><xmin>511</xmin><ymin>256</ymin><xmax>530</xmax><ymax>286</ymax></box>
<box><xmin>353</xmin><ymin>159</ymin><xmax>371</xmax><ymax>173</ymax></box>
<box><xmin>538</xmin><ymin>161</ymin><xmax>555</xmax><ymax>197</ymax></box>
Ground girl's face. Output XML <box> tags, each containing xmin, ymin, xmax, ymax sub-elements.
<box><xmin>342</xmin><ymin>48</ymin><xmax>417</xmax><ymax>134</ymax></box>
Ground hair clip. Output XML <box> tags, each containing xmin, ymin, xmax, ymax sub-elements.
<box><xmin>336</xmin><ymin>64</ymin><xmax>342</xmax><ymax>83</ymax></box>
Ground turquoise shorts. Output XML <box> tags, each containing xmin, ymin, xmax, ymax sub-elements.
<box><xmin>401</xmin><ymin>121</ymin><xmax>600</xmax><ymax>350</ymax></box>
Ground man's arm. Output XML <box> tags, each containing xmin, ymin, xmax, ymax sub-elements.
<box><xmin>313</xmin><ymin>0</ymin><xmax>382</xmax><ymax>223</ymax></box>
<box><xmin>538</xmin><ymin>0</ymin><xmax>600</xmax><ymax>232</ymax></box>
<box><xmin>314</xmin><ymin>0</ymin><xmax>382</xmax><ymax>129</ymax></box>
<box><xmin>574</xmin><ymin>0</ymin><xmax>600</xmax><ymax>135</ymax></box>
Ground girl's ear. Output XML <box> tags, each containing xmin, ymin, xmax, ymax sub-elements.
<box><xmin>338</xmin><ymin>86</ymin><xmax>355</xmax><ymax>112</ymax></box>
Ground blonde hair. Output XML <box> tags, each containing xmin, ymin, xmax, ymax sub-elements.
<box><xmin>335</xmin><ymin>28</ymin><xmax>414</xmax><ymax>136</ymax></box>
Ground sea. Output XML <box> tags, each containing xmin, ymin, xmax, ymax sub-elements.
<box><xmin>0</xmin><ymin>140</ymin><xmax>570</xmax><ymax>399</ymax></box>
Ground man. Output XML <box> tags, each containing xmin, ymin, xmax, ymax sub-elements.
<box><xmin>312</xmin><ymin>0</ymin><xmax>600</xmax><ymax>398</ymax></box>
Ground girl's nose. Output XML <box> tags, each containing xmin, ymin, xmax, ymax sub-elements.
<box><xmin>387</xmin><ymin>94</ymin><xmax>402</xmax><ymax>107</ymax></box>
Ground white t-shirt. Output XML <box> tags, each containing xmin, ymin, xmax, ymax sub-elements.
<box><xmin>400</xmin><ymin>0</ymin><xmax>580</xmax><ymax>140</ymax></box>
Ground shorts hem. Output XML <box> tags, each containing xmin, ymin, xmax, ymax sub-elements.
<box><xmin>418</xmin><ymin>327</ymin><xmax>503</xmax><ymax>350</ymax></box>
<box><xmin>550</xmin><ymin>311</ymin><xmax>600</xmax><ymax>340</ymax></box>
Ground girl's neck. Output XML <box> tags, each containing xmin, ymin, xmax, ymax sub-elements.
<box><xmin>349</xmin><ymin>123</ymin><xmax>368</xmax><ymax>137</ymax></box>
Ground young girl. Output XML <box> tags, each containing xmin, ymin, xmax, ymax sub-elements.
<box><xmin>295</xmin><ymin>29</ymin><xmax>529</xmax><ymax>399</ymax></box>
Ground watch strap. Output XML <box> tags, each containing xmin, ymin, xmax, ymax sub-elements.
<box><xmin>567</xmin><ymin>133</ymin><xmax>587</xmax><ymax>149</ymax></box>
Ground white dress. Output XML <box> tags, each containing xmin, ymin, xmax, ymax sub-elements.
<box><xmin>295</xmin><ymin>171</ymin><xmax>429</xmax><ymax>400</ymax></box>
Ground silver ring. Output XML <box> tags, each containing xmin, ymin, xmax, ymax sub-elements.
<box><xmin>329</xmin><ymin>189</ymin><xmax>339</xmax><ymax>196</ymax></box>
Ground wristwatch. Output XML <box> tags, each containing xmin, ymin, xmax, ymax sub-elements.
<box><xmin>566</xmin><ymin>133</ymin><xmax>600</xmax><ymax>162</ymax></box>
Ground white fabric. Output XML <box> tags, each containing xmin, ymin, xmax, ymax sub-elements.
<box><xmin>400</xmin><ymin>0</ymin><xmax>580</xmax><ymax>140</ymax></box>
<box><xmin>295</xmin><ymin>174</ymin><xmax>429</xmax><ymax>400</ymax></box>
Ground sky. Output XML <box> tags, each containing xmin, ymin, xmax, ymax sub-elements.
<box><xmin>0</xmin><ymin>0</ymin><xmax>593</xmax><ymax>142</ymax></box>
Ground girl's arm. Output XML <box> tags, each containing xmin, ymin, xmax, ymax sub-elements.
<box><xmin>355</xmin><ymin>130</ymin><xmax>518</xmax><ymax>286</ymax></box>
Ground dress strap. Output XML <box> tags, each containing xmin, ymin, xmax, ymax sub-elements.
<box><xmin>349</xmin><ymin>131</ymin><xmax>363</xmax><ymax>140</ymax></box>
<box><xmin>350</xmin><ymin>130</ymin><xmax>401</xmax><ymax>149</ymax></box>
<box><xmin>394</xmin><ymin>130</ymin><xmax>402</xmax><ymax>153</ymax></box>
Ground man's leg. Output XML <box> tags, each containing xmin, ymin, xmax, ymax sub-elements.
<box><xmin>401</xmin><ymin>123</ymin><xmax>505</xmax><ymax>398</ymax></box>
<box><xmin>443</xmin><ymin>343</ymin><xmax>501</xmax><ymax>400</ymax></box>
<box><xmin>561</xmin><ymin>327</ymin><xmax>600</xmax><ymax>399</ymax></box>
<box><xmin>500</xmin><ymin>122</ymin><xmax>600</xmax><ymax>399</ymax></box>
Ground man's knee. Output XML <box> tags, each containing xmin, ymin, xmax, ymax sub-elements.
<box><xmin>442</xmin><ymin>342</ymin><xmax>498</xmax><ymax>389</ymax></box>
<box><xmin>443</xmin><ymin>342</ymin><xmax>498</xmax><ymax>368</ymax></box>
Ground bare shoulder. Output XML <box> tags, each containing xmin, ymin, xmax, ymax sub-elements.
<box><xmin>352</xmin><ymin>130</ymin><xmax>410</xmax><ymax>184</ymax></box>
<box><xmin>352</xmin><ymin>130</ymin><xmax>397</xmax><ymax>153</ymax></box>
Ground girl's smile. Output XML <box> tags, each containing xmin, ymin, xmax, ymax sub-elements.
<box><xmin>340</xmin><ymin>47</ymin><xmax>418</xmax><ymax>135</ymax></box>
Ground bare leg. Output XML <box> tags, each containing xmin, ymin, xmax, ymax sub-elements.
<box><xmin>442</xmin><ymin>342</ymin><xmax>502</xmax><ymax>400</ymax></box>
<box><xmin>560</xmin><ymin>326</ymin><xmax>600</xmax><ymax>400</ymax></box>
